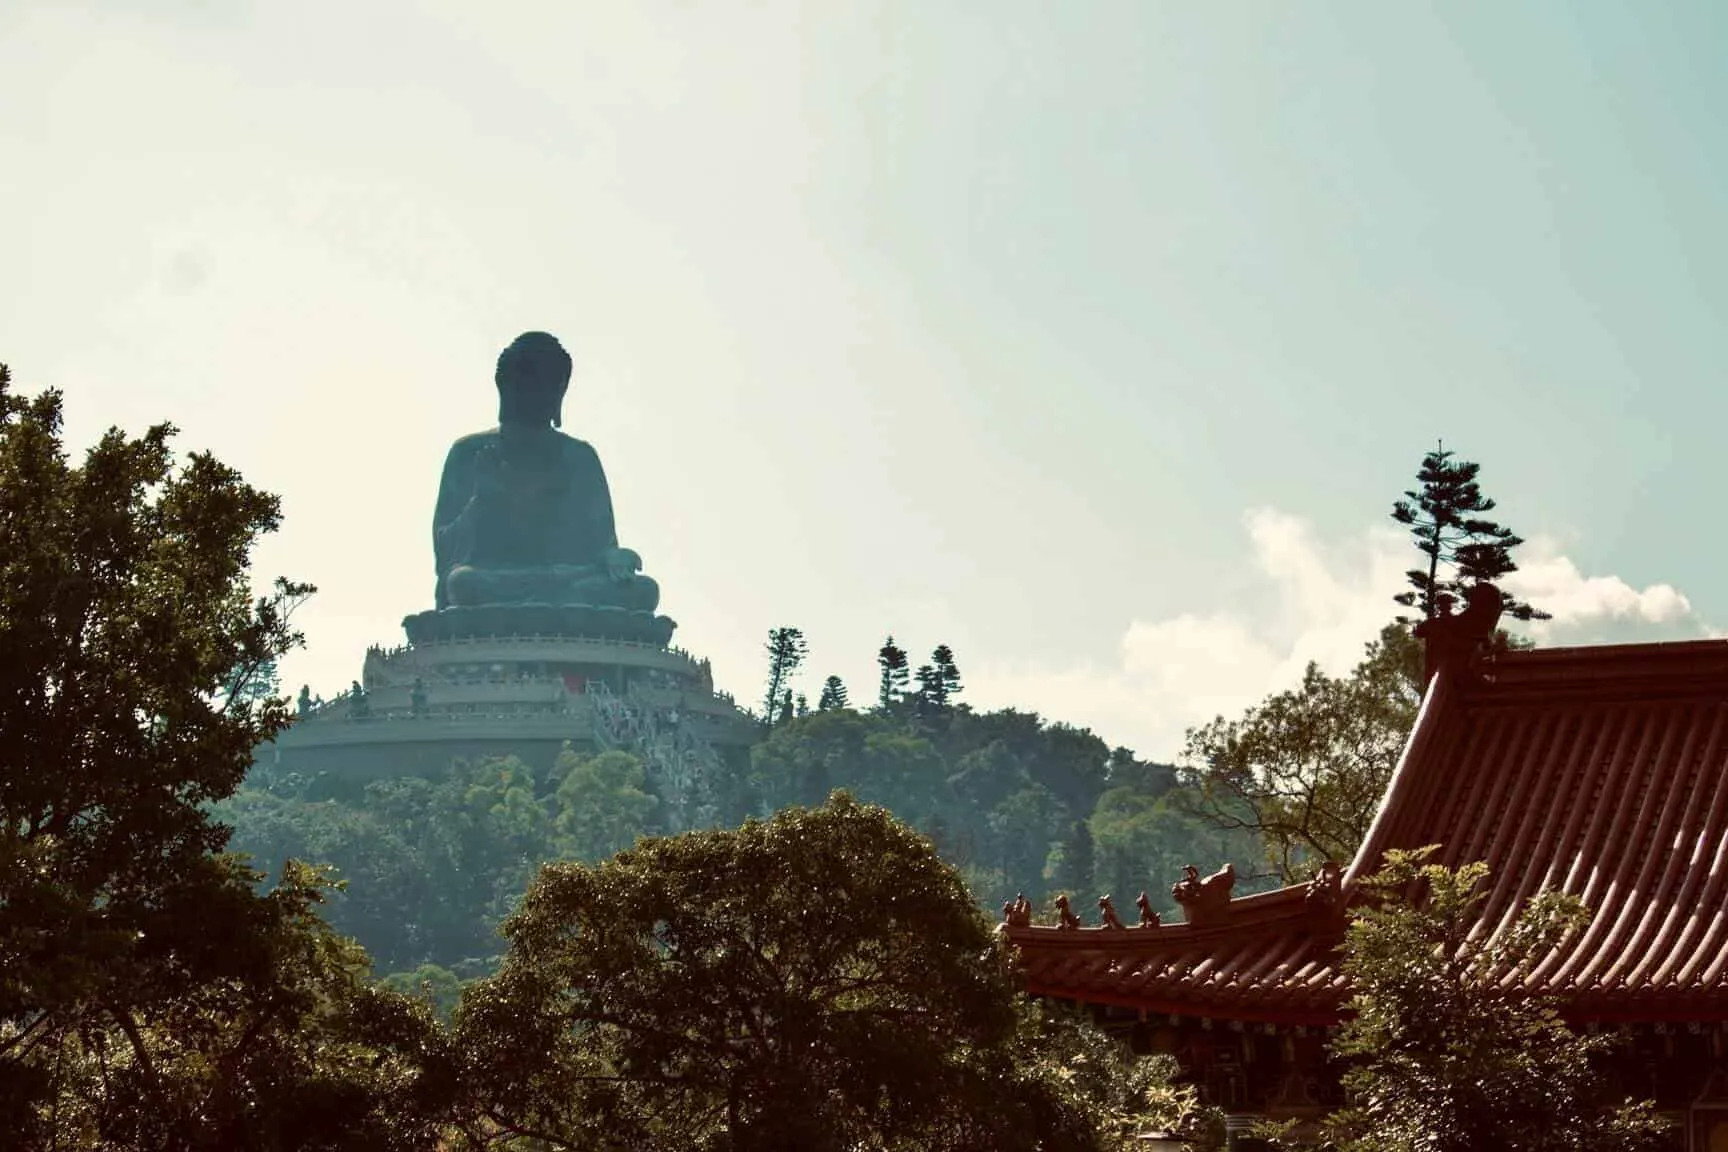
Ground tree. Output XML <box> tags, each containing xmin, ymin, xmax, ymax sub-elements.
<box><xmin>1277</xmin><ymin>848</ymin><xmax>1667</xmax><ymax>1152</ymax></box>
<box><xmin>1018</xmin><ymin>1002</ymin><xmax>1222</xmax><ymax>1149</ymax></box>
<box><xmin>816</xmin><ymin>673</ymin><xmax>849</xmax><ymax>711</ymax></box>
<box><xmin>1090</xmin><ymin>784</ymin><xmax>1261</xmax><ymax>926</ymax></box>
<box><xmin>761</xmin><ymin>626</ymin><xmax>807</xmax><ymax>727</ymax></box>
<box><xmin>987</xmin><ymin>785</ymin><xmax>1062</xmax><ymax>904</ymax></box>
<box><xmin>876</xmin><ymin>634</ymin><xmax>910</xmax><ymax>711</ymax></box>
<box><xmin>221</xmin><ymin>752</ymin><xmax>574</xmax><ymax>975</ymax></box>
<box><xmin>552</xmin><ymin>747</ymin><xmax>656</xmax><ymax>860</ymax></box>
<box><xmin>948</xmin><ymin>739</ymin><xmax>1033</xmax><ymax>814</ymax></box>
<box><xmin>219</xmin><ymin>654</ymin><xmax>281</xmax><ymax>706</ymax></box>
<box><xmin>377</xmin><ymin>962</ymin><xmax>465</xmax><ymax>1022</ymax></box>
<box><xmin>1392</xmin><ymin>441</ymin><xmax>1549</xmax><ymax>623</ymax></box>
<box><xmin>0</xmin><ymin>366</ymin><xmax>444</xmax><ymax>1147</ymax></box>
<box><xmin>933</xmin><ymin>643</ymin><xmax>963</xmax><ymax>704</ymax></box>
<box><xmin>913</xmin><ymin>661</ymin><xmax>943</xmax><ymax>711</ymax></box>
<box><xmin>1046</xmin><ymin>818</ymin><xmax>1095</xmax><ymax>898</ymax></box>
<box><xmin>1180</xmin><ymin>625</ymin><xmax>1422</xmax><ymax>883</ymax></box>
<box><xmin>451</xmin><ymin>793</ymin><xmax>1110</xmax><ymax>1151</ymax></box>
<box><xmin>749</xmin><ymin>708</ymin><xmax>948</xmax><ymax>820</ymax></box>
<box><xmin>910</xmin><ymin>645</ymin><xmax>963</xmax><ymax>717</ymax></box>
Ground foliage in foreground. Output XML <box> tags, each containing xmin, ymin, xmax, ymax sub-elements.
<box><xmin>1015</xmin><ymin>1002</ymin><xmax>1223</xmax><ymax>1150</ymax></box>
<box><xmin>0</xmin><ymin>367</ymin><xmax>449</xmax><ymax>1148</ymax></box>
<box><xmin>445</xmin><ymin>793</ymin><xmax>1192</xmax><ymax>1151</ymax></box>
<box><xmin>1268</xmin><ymin>848</ymin><xmax>1667</xmax><ymax>1152</ymax></box>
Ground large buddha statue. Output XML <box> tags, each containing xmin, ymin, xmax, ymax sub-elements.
<box><xmin>429</xmin><ymin>331</ymin><xmax>661</xmax><ymax>616</ymax></box>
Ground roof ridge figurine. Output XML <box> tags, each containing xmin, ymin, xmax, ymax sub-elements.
<box><xmin>1172</xmin><ymin>862</ymin><xmax>1236</xmax><ymax>926</ymax></box>
<box><xmin>1413</xmin><ymin>581</ymin><xmax>1503</xmax><ymax>685</ymax></box>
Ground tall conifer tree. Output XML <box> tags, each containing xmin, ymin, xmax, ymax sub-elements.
<box><xmin>817</xmin><ymin>675</ymin><xmax>849</xmax><ymax>711</ymax></box>
<box><xmin>762</xmin><ymin>627</ymin><xmax>808</xmax><ymax>727</ymax></box>
<box><xmin>876</xmin><ymin>636</ymin><xmax>910</xmax><ymax>711</ymax></box>
<box><xmin>933</xmin><ymin>644</ymin><xmax>963</xmax><ymax>705</ymax></box>
<box><xmin>913</xmin><ymin>662</ymin><xmax>943</xmax><ymax>712</ymax></box>
<box><xmin>1392</xmin><ymin>442</ymin><xmax>1548</xmax><ymax>623</ymax></box>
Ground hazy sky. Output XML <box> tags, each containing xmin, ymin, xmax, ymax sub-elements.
<box><xmin>5</xmin><ymin>2</ymin><xmax>1724</xmax><ymax>761</ymax></box>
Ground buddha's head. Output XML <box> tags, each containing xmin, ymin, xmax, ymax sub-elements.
<box><xmin>496</xmin><ymin>331</ymin><xmax>573</xmax><ymax>428</ymax></box>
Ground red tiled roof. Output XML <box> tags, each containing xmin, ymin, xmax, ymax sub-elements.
<box><xmin>1005</xmin><ymin>638</ymin><xmax>1728</xmax><ymax>1024</ymax></box>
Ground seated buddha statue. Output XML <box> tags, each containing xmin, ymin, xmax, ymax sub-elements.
<box><xmin>431</xmin><ymin>331</ymin><xmax>660</xmax><ymax>615</ymax></box>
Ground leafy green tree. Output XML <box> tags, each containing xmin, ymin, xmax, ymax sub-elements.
<box><xmin>294</xmin><ymin>799</ymin><xmax>431</xmax><ymax>967</ymax></box>
<box><xmin>876</xmin><ymin>634</ymin><xmax>910</xmax><ymax>711</ymax></box>
<box><xmin>948</xmin><ymin>739</ymin><xmax>1033</xmax><ymax>814</ymax></box>
<box><xmin>1089</xmin><ymin>784</ymin><xmax>1261</xmax><ymax>922</ymax></box>
<box><xmin>749</xmin><ymin>707</ymin><xmax>948</xmax><ymax>821</ymax></box>
<box><xmin>1046</xmin><ymin>818</ymin><xmax>1095</xmax><ymax>898</ymax></box>
<box><xmin>1018</xmin><ymin>1001</ymin><xmax>1223</xmax><ymax>1149</ymax></box>
<box><xmin>1029</xmin><ymin>723</ymin><xmax>1113</xmax><ymax>827</ymax></box>
<box><xmin>1392</xmin><ymin>441</ymin><xmax>1549</xmax><ymax>623</ymax></box>
<box><xmin>1103</xmin><ymin>746</ymin><xmax>1176</xmax><ymax>797</ymax></box>
<box><xmin>0</xmin><ymin>365</ymin><xmax>444</xmax><ymax>1147</ymax></box>
<box><xmin>987</xmin><ymin>785</ymin><xmax>1062</xmax><ymax>904</ymax></box>
<box><xmin>761</xmin><ymin>626</ymin><xmax>807</xmax><ymax>727</ymax></box>
<box><xmin>551</xmin><ymin>747</ymin><xmax>655</xmax><ymax>860</ymax></box>
<box><xmin>219</xmin><ymin>655</ymin><xmax>281</xmax><ymax>706</ymax></box>
<box><xmin>377</xmin><ymin>962</ymin><xmax>466</xmax><ymax>1022</ymax></box>
<box><xmin>816</xmin><ymin>673</ymin><xmax>849</xmax><ymax>711</ymax></box>
<box><xmin>1180</xmin><ymin>625</ymin><xmax>1422</xmax><ymax>883</ymax></box>
<box><xmin>451</xmin><ymin>793</ymin><xmax>1108</xmax><ymax>1151</ymax></box>
<box><xmin>222</xmin><ymin>753</ymin><xmax>565</xmax><ymax>974</ymax></box>
<box><xmin>1277</xmin><ymin>848</ymin><xmax>1667</xmax><ymax>1152</ymax></box>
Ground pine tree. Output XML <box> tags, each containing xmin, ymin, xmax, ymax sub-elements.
<box><xmin>795</xmin><ymin>692</ymin><xmax>809</xmax><ymax>719</ymax></box>
<box><xmin>910</xmin><ymin>645</ymin><xmax>963</xmax><ymax>716</ymax></box>
<box><xmin>913</xmin><ymin>662</ymin><xmax>944</xmax><ymax>713</ymax></box>
<box><xmin>1392</xmin><ymin>441</ymin><xmax>1549</xmax><ymax>623</ymax></box>
<box><xmin>933</xmin><ymin>644</ymin><xmax>962</xmax><ymax>704</ymax></box>
<box><xmin>817</xmin><ymin>675</ymin><xmax>849</xmax><ymax>711</ymax></box>
<box><xmin>762</xmin><ymin>627</ymin><xmax>808</xmax><ymax>727</ymax></box>
<box><xmin>876</xmin><ymin>636</ymin><xmax>910</xmax><ymax>711</ymax></box>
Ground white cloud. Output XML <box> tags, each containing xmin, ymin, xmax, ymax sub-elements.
<box><xmin>1503</xmin><ymin>541</ymin><xmax>1695</xmax><ymax>638</ymax></box>
<box><xmin>967</xmin><ymin>510</ymin><xmax>1716</xmax><ymax>763</ymax></box>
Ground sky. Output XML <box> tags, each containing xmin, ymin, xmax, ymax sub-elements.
<box><xmin>4</xmin><ymin>1</ymin><xmax>1724</xmax><ymax>763</ymax></box>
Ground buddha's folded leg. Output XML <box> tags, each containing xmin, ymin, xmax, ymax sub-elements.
<box><xmin>443</xmin><ymin>564</ymin><xmax>659</xmax><ymax>612</ymax></box>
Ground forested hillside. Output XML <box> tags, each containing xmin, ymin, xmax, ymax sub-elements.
<box><xmin>222</xmin><ymin>692</ymin><xmax>1268</xmax><ymax>981</ymax></box>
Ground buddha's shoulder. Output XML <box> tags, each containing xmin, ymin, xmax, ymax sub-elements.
<box><xmin>559</xmin><ymin>431</ymin><xmax>608</xmax><ymax>459</ymax></box>
<box><xmin>547</xmin><ymin>430</ymin><xmax>603</xmax><ymax>464</ymax></box>
<box><xmin>444</xmin><ymin>428</ymin><xmax>502</xmax><ymax>458</ymax></box>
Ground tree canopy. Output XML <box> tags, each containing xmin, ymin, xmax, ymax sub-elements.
<box><xmin>1179</xmin><ymin>624</ymin><xmax>1422</xmax><ymax>883</ymax></box>
<box><xmin>1392</xmin><ymin>441</ymin><xmax>1548</xmax><ymax>623</ymax></box>
<box><xmin>0</xmin><ymin>366</ymin><xmax>443</xmax><ymax>1148</ymax></box>
<box><xmin>1276</xmin><ymin>848</ymin><xmax>1667</xmax><ymax>1152</ymax></box>
<box><xmin>449</xmin><ymin>793</ymin><xmax>1129</xmax><ymax>1151</ymax></box>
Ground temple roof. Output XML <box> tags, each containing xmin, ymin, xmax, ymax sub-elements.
<box><xmin>1004</xmin><ymin>635</ymin><xmax>1728</xmax><ymax>1024</ymax></box>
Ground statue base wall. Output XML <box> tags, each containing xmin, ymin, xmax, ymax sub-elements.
<box><xmin>262</xmin><ymin>611</ymin><xmax>755</xmax><ymax>819</ymax></box>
